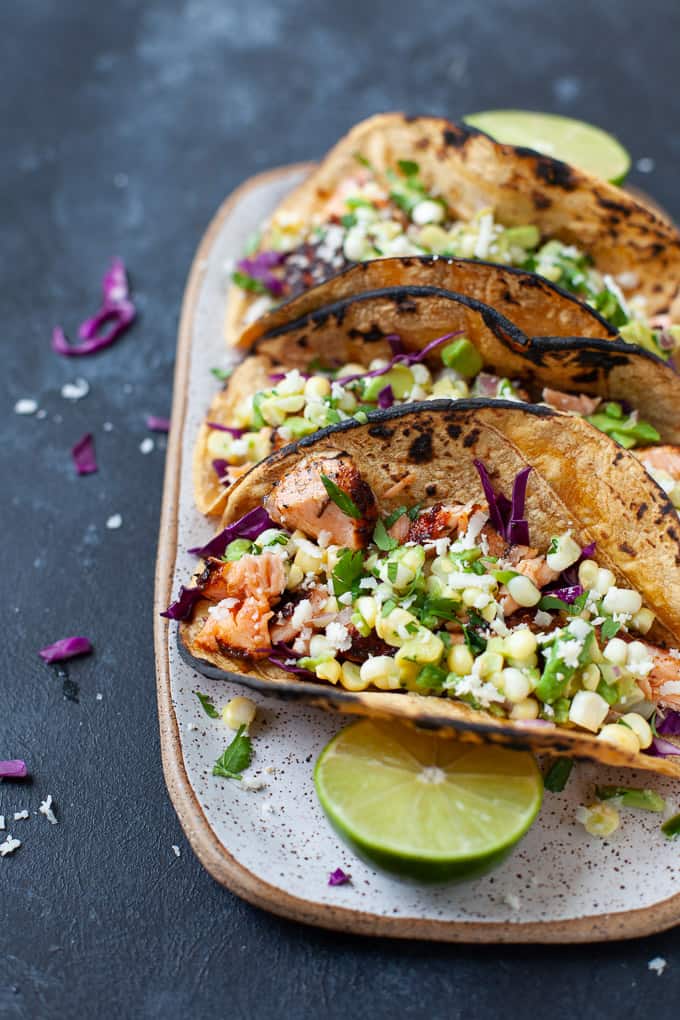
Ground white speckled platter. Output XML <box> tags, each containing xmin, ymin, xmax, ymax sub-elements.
<box><xmin>154</xmin><ymin>165</ymin><xmax>680</xmax><ymax>942</ymax></box>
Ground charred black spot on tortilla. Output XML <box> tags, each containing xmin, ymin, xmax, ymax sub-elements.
<box><xmin>613</xmin><ymin>451</ymin><xmax>625</xmax><ymax>464</ymax></box>
<box><xmin>637</xmin><ymin>503</ymin><xmax>648</xmax><ymax>519</ymax></box>
<box><xmin>651</xmin><ymin>243</ymin><xmax>665</xmax><ymax>257</ymax></box>
<box><xmin>463</xmin><ymin>428</ymin><xmax>480</xmax><ymax>448</ymax></box>
<box><xmin>426</xmin><ymin>484</ymin><xmax>437</xmax><ymax>496</ymax></box>
<box><xmin>532</xmin><ymin>190</ymin><xmax>551</xmax><ymax>210</ymax></box>
<box><xmin>347</xmin><ymin>325</ymin><xmax>386</xmax><ymax>343</ymax></box>
<box><xmin>408</xmin><ymin>433</ymin><xmax>434</xmax><ymax>463</ymax></box>
<box><xmin>367</xmin><ymin>425</ymin><xmax>394</xmax><ymax>439</ymax></box>
<box><xmin>502</xmin><ymin>288</ymin><xmax>518</xmax><ymax>304</ymax></box>
<box><xmin>595</xmin><ymin>192</ymin><xmax>631</xmax><ymax>216</ymax></box>
<box><xmin>295</xmin><ymin>336</ymin><xmax>308</xmax><ymax>349</ymax></box>
<box><xmin>394</xmin><ymin>295</ymin><xmax>418</xmax><ymax>312</ymax></box>
<box><xmin>619</xmin><ymin>542</ymin><xmax>636</xmax><ymax>556</ymax></box>
<box><xmin>447</xmin><ymin>424</ymin><xmax>462</xmax><ymax>439</ymax></box>
<box><xmin>443</xmin><ymin>124</ymin><xmax>474</xmax><ymax>148</ymax></box>
<box><xmin>532</xmin><ymin>155</ymin><xmax>577</xmax><ymax>190</ymax></box>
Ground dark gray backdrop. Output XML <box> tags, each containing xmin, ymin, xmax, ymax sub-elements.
<box><xmin>2</xmin><ymin>1</ymin><xmax>679</xmax><ymax>1017</ymax></box>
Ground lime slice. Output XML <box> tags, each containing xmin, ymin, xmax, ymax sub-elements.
<box><xmin>315</xmin><ymin>720</ymin><xmax>542</xmax><ymax>882</ymax></box>
<box><xmin>465</xmin><ymin>109</ymin><xmax>631</xmax><ymax>185</ymax></box>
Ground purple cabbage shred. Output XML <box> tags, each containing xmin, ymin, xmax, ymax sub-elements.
<box><xmin>377</xmin><ymin>384</ymin><xmax>394</xmax><ymax>409</ymax></box>
<box><xmin>474</xmin><ymin>460</ymin><xmax>531</xmax><ymax>545</ymax></box>
<box><xmin>206</xmin><ymin>422</ymin><xmax>245</xmax><ymax>437</ymax></box>
<box><xmin>146</xmin><ymin>415</ymin><xmax>170</xmax><ymax>433</ymax></box>
<box><xmin>549</xmin><ymin>585</ymin><xmax>584</xmax><ymax>604</ymax></box>
<box><xmin>71</xmin><ymin>433</ymin><xmax>98</xmax><ymax>475</ymax></box>
<box><xmin>328</xmin><ymin>867</ymin><xmax>351</xmax><ymax>886</ymax></box>
<box><xmin>212</xmin><ymin>459</ymin><xmax>230</xmax><ymax>480</ymax></box>
<box><xmin>161</xmin><ymin>585</ymin><xmax>203</xmax><ymax>621</ymax></box>
<box><xmin>52</xmin><ymin>257</ymin><xmax>136</xmax><ymax>356</ymax></box>
<box><xmin>0</xmin><ymin>760</ymin><xmax>28</xmax><ymax>780</ymax></box>
<box><xmin>336</xmin><ymin>330</ymin><xmax>462</xmax><ymax>385</ymax></box>
<box><xmin>236</xmin><ymin>251</ymin><xmax>286</xmax><ymax>297</ymax></box>
<box><xmin>188</xmin><ymin>507</ymin><xmax>275</xmax><ymax>558</ymax></box>
<box><xmin>38</xmin><ymin>636</ymin><xmax>93</xmax><ymax>663</ymax></box>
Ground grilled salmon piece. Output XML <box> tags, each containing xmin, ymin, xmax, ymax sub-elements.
<box><xmin>194</xmin><ymin>552</ymin><xmax>287</xmax><ymax>657</ymax></box>
<box><xmin>635</xmin><ymin>445</ymin><xmax>680</xmax><ymax>478</ymax></box>
<box><xmin>264</xmin><ymin>452</ymin><xmax>377</xmax><ymax>549</ymax></box>
<box><xmin>542</xmin><ymin>387</ymin><xmax>601</xmax><ymax>416</ymax></box>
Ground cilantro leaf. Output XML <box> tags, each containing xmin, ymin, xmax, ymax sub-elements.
<box><xmin>398</xmin><ymin>159</ymin><xmax>419</xmax><ymax>177</ymax></box>
<box><xmin>231</xmin><ymin>269</ymin><xmax>269</xmax><ymax>294</ymax></box>
<box><xmin>600</xmin><ymin>618</ymin><xmax>621</xmax><ymax>641</ymax></box>
<box><xmin>332</xmin><ymin>549</ymin><xmax>364</xmax><ymax>596</ymax></box>
<box><xmin>373</xmin><ymin>518</ymin><xmax>398</xmax><ymax>551</ymax></box>
<box><xmin>384</xmin><ymin>505</ymin><xmax>408</xmax><ymax>528</ymax></box>
<box><xmin>321</xmin><ymin>474</ymin><xmax>362</xmax><ymax>519</ymax></box>
<box><xmin>211</xmin><ymin>367</ymin><xmax>233</xmax><ymax>382</ymax></box>
<box><xmin>213</xmin><ymin>725</ymin><xmax>253</xmax><ymax>780</ymax></box>
<box><xmin>353</xmin><ymin>152</ymin><xmax>373</xmax><ymax>169</ymax></box>
<box><xmin>463</xmin><ymin>610</ymin><xmax>488</xmax><ymax>655</ymax></box>
<box><xmin>195</xmin><ymin>691</ymin><xmax>219</xmax><ymax>719</ymax></box>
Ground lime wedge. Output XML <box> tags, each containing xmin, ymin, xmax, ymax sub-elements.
<box><xmin>465</xmin><ymin>109</ymin><xmax>631</xmax><ymax>185</ymax></box>
<box><xmin>314</xmin><ymin>720</ymin><xmax>542</xmax><ymax>882</ymax></box>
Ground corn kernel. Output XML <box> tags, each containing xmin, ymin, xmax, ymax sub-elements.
<box><xmin>316</xmin><ymin>660</ymin><xmax>342</xmax><ymax>684</ymax></box>
<box><xmin>603</xmin><ymin>637</ymin><xmax>628</xmax><ymax>666</ymax></box>
<box><xmin>304</xmin><ymin>376</ymin><xmax>331</xmax><ymax>401</ymax></box>
<box><xmin>222</xmin><ymin>696</ymin><xmax>256</xmax><ymax>730</ymax></box>
<box><xmin>395</xmin><ymin>630</ymin><xmax>444</xmax><ymax>665</ymax></box>
<box><xmin>509</xmin><ymin>698</ymin><xmax>539</xmax><ymax>720</ymax></box>
<box><xmin>504</xmin><ymin>628</ymin><xmax>537</xmax><ymax>661</ymax></box>
<box><xmin>481</xmin><ymin>602</ymin><xmax>497</xmax><ymax>622</ymax></box>
<box><xmin>448</xmin><ymin>644</ymin><xmax>474</xmax><ymax>675</ymax></box>
<box><xmin>477</xmin><ymin>651</ymin><xmax>504</xmax><ymax>677</ymax></box>
<box><xmin>309</xmin><ymin>635</ymin><xmax>334</xmax><ymax>661</ymax></box>
<box><xmin>578</xmin><ymin>559</ymin><xmax>599</xmax><ymax>588</ymax></box>
<box><xmin>546</xmin><ymin>533</ymin><xmax>581</xmax><ymax>573</ymax></box>
<box><xmin>597</xmin><ymin>723</ymin><xmax>641</xmax><ymax>754</ymax></box>
<box><xmin>569</xmin><ymin>690</ymin><xmax>609</xmax><ymax>732</ymax></box>
<box><xmin>507</xmin><ymin>574</ymin><xmax>541</xmax><ymax>607</ymax></box>
<box><xmin>339</xmin><ymin>661</ymin><xmax>370</xmax><ymax>692</ymax></box>
<box><xmin>602</xmin><ymin>587</ymin><xmax>642</xmax><ymax>616</ymax></box>
<box><xmin>593</xmin><ymin>567</ymin><xmax>616</xmax><ymax>596</ymax></box>
<box><xmin>631</xmin><ymin>607</ymin><xmax>655</xmax><ymax>634</ymax></box>
<box><xmin>360</xmin><ymin>655</ymin><xmax>401</xmax><ymax>691</ymax></box>
<box><xmin>375</xmin><ymin>607</ymin><xmax>418</xmax><ymax>647</ymax></box>
<box><xmin>501</xmin><ymin>667</ymin><xmax>531</xmax><ymax>703</ymax></box>
<box><xmin>576</xmin><ymin>802</ymin><xmax>619</xmax><ymax>837</ymax></box>
<box><xmin>618</xmin><ymin>713</ymin><xmax>652</xmax><ymax>749</ymax></box>
<box><xmin>581</xmin><ymin>663</ymin><xmax>601</xmax><ymax>691</ymax></box>
<box><xmin>355</xmin><ymin>596</ymin><xmax>378</xmax><ymax>630</ymax></box>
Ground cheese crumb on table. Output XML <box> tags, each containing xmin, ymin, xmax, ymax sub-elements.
<box><xmin>13</xmin><ymin>811</ymin><xmax>29</xmax><ymax>822</ymax></box>
<box><xmin>39</xmin><ymin>795</ymin><xmax>58</xmax><ymax>825</ymax></box>
<box><xmin>0</xmin><ymin>834</ymin><xmax>21</xmax><ymax>857</ymax></box>
<box><xmin>171</xmin><ymin>845</ymin><xmax>181</xmax><ymax>857</ymax></box>
<box><xmin>648</xmin><ymin>957</ymin><xmax>667</xmax><ymax>976</ymax></box>
<box><xmin>139</xmin><ymin>437</ymin><xmax>154</xmax><ymax>455</ymax></box>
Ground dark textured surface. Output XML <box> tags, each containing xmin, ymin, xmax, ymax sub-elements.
<box><xmin>2</xmin><ymin>1</ymin><xmax>679</xmax><ymax>1016</ymax></box>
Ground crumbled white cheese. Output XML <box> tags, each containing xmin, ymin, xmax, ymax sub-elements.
<box><xmin>13</xmin><ymin>811</ymin><xmax>29</xmax><ymax>822</ymax></box>
<box><xmin>568</xmin><ymin>618</ymin><xmax>591</xmax><ymax>640</ymax></box>
<box><xmin>0</xmin><ymin>834</ymin><xmax>21</xmax><ymax>857</ymax></box>
<box><xmin>659</xmin><ymin>681</ymin><xmax>680</xmax><ymax>697</ymax></box>
<box><xmin>106</xmin><ymin>513</ymin><xmax>123</xmax><ymax>530</ymax></box>
<box><xmin>208</xmin><ymin>598</ymin><xmax>239</xmax><ymax>622</ymax></box>
<box><xmin>474</xmin><ymin>212</ymin><xmax>494</xmax><ymax>259</ymax></box>
<box><xmin>432</xmin><ymin>537</ymin><xmax>451</xmax><ymax>557</ymax></box>
<box><xmin>240</xmin><ymin>776</ymin><xmax>267</xmax><ymax>792</ymax></box>
<box><xmin>290</xmin><ymin>599</ymin><xmax>313</xmax><ymax>630</ymax></box>
<box><xmin>558</xmin><ymin>639</ymin><xmax>583</xmax><ymax>670</ymax></box>
<box><xmin>139</xmin><ymin>437</ymin><xmax>154</xmax><ymax>454</ymax></box>
<box><xmin>460</xmin><ymin>510</ymin><xmax>488</xmax><ymax>549</ymax></box>
<box><xmin>446</xmin><ymin>661</ymin><xmax>505</xmax><ymax>707</ymax></box>
<box><xmin>39</xmin><ymin>795</ymin><xmax>58</xmax><ymax>825</ymax></box>
<box><xmin>325</xmin><ymin>621</ymin><xmax>352</xmax><ymax>653</ymax></box>
<box><xmin>648</xmin><ymin>956</ymin><xmax>667</xmax><ymax>976</ymax></box>
<box><xmin>503</xmin><ymin>892</ymin><xmax>521</xmax><ymax>911</ymax></box>
<box><xmin>337</xmin><ymin>591</ymin><xmax>353</xmax><ymax>606</ymax></box>
<box><xmin>359</xmin><ymin>577</ymin><xmax>378</xmax><ymax>590</ymax></box>
<box><xmin>636</xmin><ymin>157</ymin><xmax>655</xmax><ymax>174</ymax></box>
<box><xmin>171</xmin><ymin>844</ymin><xmax>181</xmax><ymax>857</ymax></box>
<box><xmin>317</xmin><ymin>530</ymin><xmax>332</xmax><ymax>549</ymax></box>
<box><xmin>96</xmin><ymin>693</ymin><xmax>103</xmax><ymax>701</ymax></box>
<box><xmin>243</xmin><ymin>295</ymin><xmax>273</xmax><ymax>325</ymax></box>
<box><xmin>61</xmin><ymin>377</ymin><xmax>90</xmax><ymax>401</ymax></box>
<box><xmin>14</xmin><ymin>398</ymin><xmax>38</xmax><ymax>415</ymax></box>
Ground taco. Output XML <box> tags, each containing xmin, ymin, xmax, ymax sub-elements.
<box><xmin>226</xmin><ymin>113</ymin><xmax>680</xmax><ymax>360</ymax></box>
<box><xmin>196</xmin><ymin>285</ymin><xmax>680</xmax><ymax>516</ymax></box>
<box><xmin>174</xmin><ymin>400</ymin><xmax>680</xmax><ymax>777</ymax></box>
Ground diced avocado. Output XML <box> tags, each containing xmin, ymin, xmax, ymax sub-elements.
<box><xmin>363</xmin><ymin>364</ymin><xmax>414</xmax><ymax>401</ymax></box>
<box><xmin>441</xmin><ymin>337</ymin><xmax>484</xmax><ymax>377</ymax></box>
<box><xmin>501</xmin><ymin>225</ymin><xmax>541</xmax><ymax>250</ymax></box>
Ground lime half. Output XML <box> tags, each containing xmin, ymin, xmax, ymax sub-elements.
<box><xmin>465</xmin><ymin>109</ymin><xmax>631</xmax><ymax>184</ymax></box>
<box><xmin>315</xmin><ymin>720</ymin><xmax>542</xmax><ymax>882</ymax></box>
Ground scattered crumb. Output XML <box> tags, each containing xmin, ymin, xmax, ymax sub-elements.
<box><xmin>114</xmin><ymin>172</ymin><xmax>129</xmax><ymax>188</ymax></box>
<box><xmin>264</xmin><ymin>766</ymin><xmax>277</xmax><ymax>775</ymax></box>
<box><xmin>636</xmin><ymin>156</ymin><xmax>655</xmax><ymax>174</ymax></box>
<box><xmin>39</xmin><ymin>795</ymin><xmax>58</xmax><ymax>825</ymax></box>
<box><xmin>53</xmin><ymin>414</ymin><xmax>62</xmax><ymax>424</ymax></box>
<box><xmin>0</xmin><ymin>834</ymin><xmax>21</xmax><ymax>857</ymax></box>
<box><xmin>36</xmin><ymin>409</ymin><xmax>47</xmax><ymax>420</ymax></box>
<box><xmin>96</xmin><ymin>693</ymin><xmax>103</xmax><ymax>701</ymax></box>
<box><xmin>503</xmin><ymin>892</ymin><xmax>521</xmax><ymax>911</ymax></box>
<box><xmin>187</xmin><ymin>723</ymin><xmax>198</xmax><ymax>732</ymax></box>
<box><xmin>0</xmin><ymin>816</ymin><xmax>4</xmax><ymax>831</ymax></box>
<box><xmin>102</xmin><ymin>421</ymin><xmax>113</xmax><ymax>432</ymax></box>
<box><xmin>240</xmin><ymin>777</ymin><xmax>267</xmax><ymax>792</ymax></box>
<box><xmin>106</xmin><ymin>513</ymin><xmax>123</xmax><ymax>530</ymax></box>
<box><xmin>14</xmin><ymin>398</ymin><xmax>38</xmax><ymax>415</ymax></box>
<box><xmin>61</xmin><ymin>378</ymin><xmax>90</xmax><ymax>401</ymax></box>
<box><xmin>648</xmin><ymin>957</ymin><xmax>667</xmax><ymax>976</ymax></box>
<box><xmin>260</xmin><ymin>799</ymin><xmax>277</xmax><ymax>820</ymax></box>
<box><xmin>139</xmin><ymin>437</ymin><xmax>154</xmax><ymax>455</ymax></box>
<box><xmin>171</xmin><ymin>844</ymin><xmax>181</xmax><ymax>857</ymax></box>
<box><xmin>13</xmin><ymin>811</ymin><xmax>29</xmax><ymax>822</ymax></box>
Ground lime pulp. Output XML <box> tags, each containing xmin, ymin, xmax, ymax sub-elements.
<box><xmin>465</xmin><ymin>109</ymin><xmax>631</xmax><ymax>185</ymax></box>
<box><xmin>314</xmin><ymin>720</ymin><xmax>543</xmax><ymax>882</ymax></box>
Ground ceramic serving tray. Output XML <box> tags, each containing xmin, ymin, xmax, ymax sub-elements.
<box><xmin>154</xmin><ymin>164</ymin><xmax>680</xmax><ymax>942</ymax></box>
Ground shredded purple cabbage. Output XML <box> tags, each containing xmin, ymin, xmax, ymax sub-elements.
<box><xmin>206</xmin><ymin>422</ymin><xmax>245</xmax><ymax>437</ymax></box>
<box><xmin>0</xmin><ymin>760</ymin><xmax>28</xmax><ymax>779</ymax></box>
<box><xmin>386</xmin><ymin>334</ymin><xmax>404</xmax><ymax>355</ymax></box>
<box><xmin>549</xmin><ymin>585</ymin><xmax>584</xmax><ymax>604</ymax></box>
<box><xmin>328</xmin><ymin>867</ymin><xmax>351</xmax><ymax>886</ymax></box>
<box><xmin>71</xmin><ymin>433</ymin><xmax>97</xmax><ymax>475</ymax></box>
<box><xmin>649</xmin><ymin>735</ymin><xmax>680</xmax><ymax>758</ymax></box>
<box><xmin>52</xmin><ymin>257</ymin><xmax>136</xmax><ymax>356</ymax></box>
<box><xmin>552</xmin><ymin>541</ymin><xmax>597</xmax><ymax>589</ymax></box>
<box><xmin>268</xmin><ymin>657</ymin><xmax>316</xmax><ymax>678</ymax></box>
<box><xmin>377</xmin><ymin>384</ymin><xmax>394</xmax><ymax>409</ymax></box>
<box><xmin>38</xmin><ymin>636</ymin><xmax>93</xmax><ymax>663</ymax></box>
<box><xmin>269</xmin><ymin>371</ymin><xmax>311</xmax><ymax>383</ymax></box>
<box><xmin>212</xmin><ymin>459</ymin><xmax>229</xmax><ymax>480</ymax></box>
<box><xmin>161</xmin><ymin>585</ymin><xmax>203</xmax><ymax>621</ymax></box>
<box><xmin>236</xmin><ymin>251</ymin><xmax>286</xmax><ymax>297</ymax></box>
<box><xmin>188</xmin><ymin>507</ymin><xmax>275</xmax><ymax>558</ymax></box>
<box><xmin>657</xmin><ymin>710</ymin><xmax>680</xmax><ymax>737</ymax></box>
<box><xmin>146</xmin><ymin>415</ymin><xmax>170</xmax><ymax>433</ymax></box>
<box><xmin>474</xmin><ymin>460</ymin><xmax>531</xmax><ymax>545</ymax></box>
<box><xmin>337</xmin><ymin>330</ymin><xmax>462</xmax><ymax>385</ymax></box>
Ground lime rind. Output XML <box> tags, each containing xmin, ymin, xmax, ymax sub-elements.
<box><xmin>465</xmin><ymin>109</ymin><xmax>631</xmax><ymax>185</ymax></box>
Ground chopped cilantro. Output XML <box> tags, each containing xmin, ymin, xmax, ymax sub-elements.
<box><xmin>544</xmin><ymin>758</ymin><xmax>573</xmax><ymax>793</ymax></box>
<box><xmin>345</xmin><ymin>197</ymin><xmax>374</xmax><ymax>210</ymax></box>
<box><xmin>600</xmin><ymin>618</ymin><xmax>621</xmax><ymax>641</ymax></box>
<box><xmin>231</xmin><ymin>269</ymin><xmax>269</xmax><ymax>294</ymax></box>
<box><xmin>463</xmin><ymin>610</ymin><xmax>487</xmax><ymax>655</ymax></box>
<box><xmin>353</xmin><ymin>152</ymin><xmax>373</xmax><ymax>169</ymax></box>
<box><xmin>397</xmin><ymin>159</ymin><xmax>420</xmax><ymax>177</ymax></box>
<box><xmin>661</xmin><ymin>813</ymin><xmax>680</xmax><ymax>839</ymax></box>
<box><xmin>195</xmin><ymin>691</ymin><xmax>219</xmax><ymax>719</ymax></box>
<box><xmin>213</xmin><ymin>724</ymin><xmax>253</xmax><ymax>780</ymax></box>
<box><xmin>321</xmin><ymin>475</ymin><xmax>362</xmax><ymax>519</ymax></box>
<box><xmin>210</xmin><ymin>367</ymin><xmax>233</xmax><ymax>382</ymax></box>
<box><xmin>373</xmin><ymin>518</ymin><xmax>398</xmax><ymax>551</ymax></box>
<box><xmin>340</xmin><ymin>213</ymin><xmax>357</xmax><ymax>229</ymax></box>
<box><xmin>332</xmin><ymin>549</ymin><xmax>364</xmax><ymax>596</ymax></box>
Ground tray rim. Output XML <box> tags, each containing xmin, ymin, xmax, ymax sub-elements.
<box><xmin>154</xmin><ymin>162</ymin><xmax>680</xmax><ymax>943</ymax></box>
